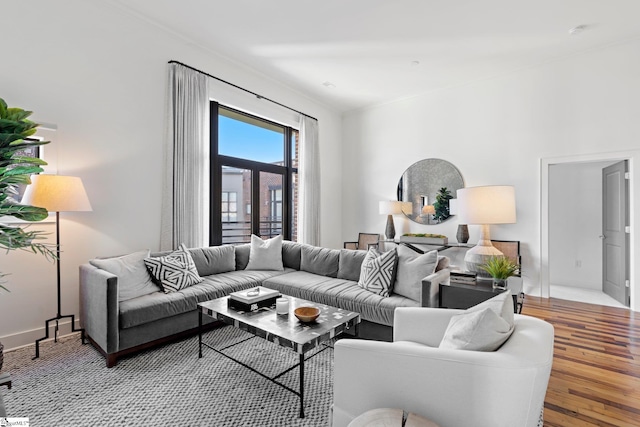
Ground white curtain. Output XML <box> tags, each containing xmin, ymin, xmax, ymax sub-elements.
<box><xmin>298</xmin><ymin>115</ymin><xmax>320</xmax><ymax>245</ymax></box>
<box><xmin>160</xmin><ymin>63</ymin><xmax>209</xmax><ymax>250</ymax></box>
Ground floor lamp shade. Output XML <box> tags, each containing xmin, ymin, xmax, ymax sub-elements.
<box><xmin>456</xmin><ymin>186</ymin><xmax>516</xmax><ymax>272</ymax></box>
<box><xmin>22</xmin><ymin>175</ymin><xmax>92</xmax><ymax>212</ymax></box>
<box><xmin>21</xmin><ymin>174</ymin><xmax>92</xmax><ymax>360</ymax></box>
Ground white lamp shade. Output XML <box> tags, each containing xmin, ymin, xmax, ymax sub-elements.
<box><xmin>379</xmin><ymin>200</ymin><xmax>411</xmax><ymax>215</ymax></box>
<box><xmin>22</xmin><ymin>175</ymin><xmax>92</xmax><ymax>212</ymax></box>
<box><xmin>421</xmin><ymin>205</ymin><xmax>435</xmax><ymax>215</ymax></box>
<box><xmin>449</xmin><ymin>198</ymin><xmax>458</xmax><ymax>215</ymax></box>
<box><xmin>456</xmin><ymin>185</ymin><xmax>516</xmax><ymax>225</ymax></box>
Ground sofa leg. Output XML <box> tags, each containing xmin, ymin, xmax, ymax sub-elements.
<box><xmin>106</xmin><ymin>354</ymin><xmax>117</xmax><ymax>368</ymax></box>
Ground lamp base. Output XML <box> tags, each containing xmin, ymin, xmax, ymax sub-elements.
<box><xmin>463</xmin><ymin>224</ymin><xmax>504</xmax><ymax>274</ymax></box>
<box><xmin>385</xmin><ymin>214</ymin><xmax>396</xmax><ymax>240</ymax></box>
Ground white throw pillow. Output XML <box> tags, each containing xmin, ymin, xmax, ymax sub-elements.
<box><xmin>439</xmin><ymin>291</ymin><xmax>515</xmax><ymax>351</ymax></box>
<box><xmin>90</xmin><ymin>250</ymin><xmax>160</xmax><ymax>302</ymax></box>
<box><xmin>245</xmin><ymin>234</ymin><xmax>284</xmax><ymax>271</ymax></box>
<box><xmin>393</xmin><ymin>246</ymin><xmax>438</xmax><ymax>302</ymax></box>
<box><xmin>144</xmin><ymin>244</ymin><xmax>202</xmax><ymax>293</ymax></box>
<box><xmin>358</xmin><ymin>249</ymin><xmax>397</xmax><ymax>297</ymax></box>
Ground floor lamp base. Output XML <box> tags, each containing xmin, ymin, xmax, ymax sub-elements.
<box><xmin>33</xmin><ymin>314</ymin><xmax>85</xmax><ymax>360</ymax></box>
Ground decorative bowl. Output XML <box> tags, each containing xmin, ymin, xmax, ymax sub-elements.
<box><xmin>294</xmin><ymin>306</ymin><xmax>320</xmax><ymax>323</ymax></box>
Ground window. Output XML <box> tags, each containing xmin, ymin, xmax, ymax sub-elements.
<box><xmin>211</xmin><ymin>104</ymin><xmax>298</xmax><ymax>245</ymax></box>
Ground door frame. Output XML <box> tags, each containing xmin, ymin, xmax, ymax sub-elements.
<box><xmin>540</xmin><ymin>150</ymin><xmax>637</xmax><ymax>311</ymax></box>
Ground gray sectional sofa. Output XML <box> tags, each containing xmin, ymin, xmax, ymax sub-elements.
<box><xmin>79</xmin><ymin>241</ymin><xmax>449</xmax><ymax>367</ymax></box>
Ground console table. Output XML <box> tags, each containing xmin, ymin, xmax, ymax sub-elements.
<box><xmin>439</xmin><ymin>277</ymin><xmax>523</xmax><ymax>313</ymax></box>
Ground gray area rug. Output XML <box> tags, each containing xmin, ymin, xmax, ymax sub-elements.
<box><xmin>1</xmin><ymin>327</ymin><xmax>334</xmax><ymax>426</ymax></box>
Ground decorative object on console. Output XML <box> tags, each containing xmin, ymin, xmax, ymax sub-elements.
<box><xmin>449</xmin><ymin>198</ymin><xmax>469</xmax><ymax>244</ymax></box>
<box><xmin>456</xmin><ymin>185</ymin><xmax>516</xmax><ymax>274</ymax></box>
<box><xmin>480</xmin><ymin>256</ymin><xmax>519</xmax><ymax>290</ymax></box>
<box><xmin>378</xmin><ymin>201</ymin><xmax>410</xmax><ymax>240</ymax></box>
<box><xmin>22</xmin><ymin>174</ymin><xmax>92</xmax><ymax>359</ymax></box>
<box><xmin>399</xmin><ymin>233</ymin><xmax>448</xmax><ymax>245</ymax></box>
<box><xmin>396</xmin><ymin>158</ymin><xmax>464</xmax><ymax>225</ymax></box>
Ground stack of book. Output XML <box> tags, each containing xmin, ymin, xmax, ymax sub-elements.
<box><xmin>228</xmin><ymin>286</ymin><xmax>281</xmax><ymax>311</ymax></box>
<box><xmin>450</xmin><ymin>270</ymin><xmax>477</xmax><ymax>286</ymax></box>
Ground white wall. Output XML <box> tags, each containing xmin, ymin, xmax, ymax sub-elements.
<box><xmin>342</xmin><ymin>37</ymin><xmax>640</xmax><ymax>311</ymax></box>
<box><xmin>0</xmin><ymin>0</ymin><xmax>343</xmax><ymax>349</ymax></box>
<box><xmin>549</xmin><ymin>161</ymin><xmax>615</xmax><ymax>290</ymax></box>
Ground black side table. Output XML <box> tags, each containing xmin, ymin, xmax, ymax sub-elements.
<box><xmin>439</xmin><ymin>277</ymin><xmax>523</xmax><ymax>313</ymax></box>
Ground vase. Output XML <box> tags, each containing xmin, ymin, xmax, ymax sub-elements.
<box><xmin>456</xmin><ymin>224</ymin><xmax>469</xmax><ymax>244</ymax></box>
<box><xmin>492</xmin><ymin>278</ymin><xmax>508</xmax><ymax>290</ymax></box>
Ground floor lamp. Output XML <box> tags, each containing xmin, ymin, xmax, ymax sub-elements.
<box><xmin>22</xmin><ymin>175</ymin><xmax>92</xmax><ymax>359</ymax></box>
<box><xmin>456</xmin><ymin>185</ymin><xmax>516</xmax><ymax>273</ymax></box>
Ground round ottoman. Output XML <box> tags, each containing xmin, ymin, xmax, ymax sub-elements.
<box><xmin>348</xmin><ymin>408</ymin><xmax>440</xmax><ymax>427</ymax></box>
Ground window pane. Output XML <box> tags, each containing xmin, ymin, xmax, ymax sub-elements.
<box><xmin>260</xmin><ymin>171</ymin><xmax>283</xmax><ymax>239</ymax></box>
<box><xmin>222</xmin><ymin>166</ymin><xmax>251</xmax><ymax>244</ymax></box>
<box><xmin>219</xmin><ymin>108</ymin><xmax>284</xmax><ymax>164</ymax></box>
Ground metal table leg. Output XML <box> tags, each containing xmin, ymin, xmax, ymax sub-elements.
<box><xmin>299</xmin><ymin>353</ymin><xmax>305</xmax><ymax>418</ymax></box>
<box><xmin>198</xmin><ymin>310</ymin><xmax>203</xmax><ymax>358</ymax></box>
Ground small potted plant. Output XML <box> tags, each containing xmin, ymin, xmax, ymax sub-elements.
<box><xmin>480</xmin><ymin>256</ymin><xmax>519</xmax><ymax>290</ymax></box>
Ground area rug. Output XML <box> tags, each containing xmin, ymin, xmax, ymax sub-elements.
<box><xmin>1</xmin><ymin>326</ymin><xmax>335</xmax><ymax>426</ymax></box>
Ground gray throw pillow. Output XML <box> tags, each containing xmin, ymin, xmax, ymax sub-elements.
<box><xmin>188</xmin><ymin>245</ymin><xmax>235</xmax><ymax>276</ymax></box>
<box><xmin>358</xmin><ymin>249</ymin><xmax>397</xmax><ymax>297</ymax></box>
<box><xmin>338</xmin><ymin>249</ymin><xmax>367</xmax><ymax>282</ymax></box>
<box><xmin>90</xmin><ymin>250</ymin><xmax>160</xmax><ymax>302</ymax></box>
<box><xmin>246</xmin><ymin>235</ymin><xmax>284</xmax><ymax>271</ymax></box>
<box><xmin>393</xmin><ymin>246</ymin><xmax>438</xmax><ymax>302</ymax></box>
<box><xmin>300</xmin><ymin>245</ymin><xmax>340</xmax><ymax>278</ymax></box>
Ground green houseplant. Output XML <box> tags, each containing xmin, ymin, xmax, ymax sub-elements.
<box><xmin>432</xmin><ymin>187</ymin><xmax>452</xmax><ymax>223</ymax></box>
<box><xmin>0</xmin><ymin>97</ymin><xmax>56</xmax><ymax>369</ymax></box>
<box><xmin>480</xmin><ymin>256</ymin><xmax>519</xmax><ymax>290</ymax></box>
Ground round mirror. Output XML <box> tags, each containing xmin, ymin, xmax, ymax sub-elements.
<box><xmin>396</xmin><ymin>158</ymin><xmax>464</xmax><ymax>225</ymax></box>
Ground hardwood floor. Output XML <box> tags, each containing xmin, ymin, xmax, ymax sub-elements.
<box><xmin>522</xmin><ymin>296</ymin><xmax>640</xmax><ymax>427</ymax></box>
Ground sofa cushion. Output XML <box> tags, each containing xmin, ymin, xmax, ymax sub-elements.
<box><xmin>188</xmin><ymin>245</ymin><xmax>235</xmax><ymax>276</ymax></box>
<box><xmin>235</xmin><ymin>243</ymin><xmax>251</xmax><ymax>270</ymax></box>
<box><xmin>300</xmin><ymin>245</ymin><xmax>340</xmax><ymax>278</ymax></box>
<box><xmin>439</xmin><ymin>291</ymin><xmax>515</xmax><ymax>351</ymax></box>
<box><xmin>358</xmin><ymin>249</ymin><xmax>397</xmax><ymax>297</ymax></box>
<box><xmin>282</xmin><ymin>240</ymin><xmax>303</xmax><ymax>270</ymax></box>
<box><xmin>144</xmin><ymin>244</ymin><xmax>202</xmax><ymax>293</ymax></box>
<box><xmin>90</xmin><ymin>250</ymin><xmax>160</xmax><ymax>302</ymax></box>
<box><xmin>393</xmin><ymin>246</ymin><xmax>438</xmax><ymax>302</ymax></box>
<box><xmin>338</xmin><ymin>249</ymin><xmax>366</xmax><ymax>282</ymax></box>
<box><xmin>246</xmin><ymin>235</ymin><xmax>284</xmax><ymax>271</ymax></box>
<box><xmin>263</xmin><ymin>270</ymin><xmax>418</xmax><ymax>326</ymax></box>
<box><xmin>119</xmin><ymin>269</ymin><xmax>292</xmax><ymax>329</ymax></box>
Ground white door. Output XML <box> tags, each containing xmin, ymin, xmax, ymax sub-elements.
<box><xmin>602</xmin><ymin>161</ymin><xmax>629</xmax><ymax>306</ymax></box>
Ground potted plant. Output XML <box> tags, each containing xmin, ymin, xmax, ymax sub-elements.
<box><xmin>480</xmin><ymin>256</ymin><xmax>519</xmax><ymax>290</ymax></box>
<box><xmin>0</xmin><ymin>97</ymin><xmax>55</xmax><ymax>370</ymax></box>
<box><xmin>432</xmin><ymin>187</ymin><xmax>453</xmax><ymax>223</ymax></box>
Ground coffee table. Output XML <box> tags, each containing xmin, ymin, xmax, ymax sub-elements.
<box><xmin>198</xmin><ymin>295</ymin><xmax>360</xmax><ymax>418</ymax></box>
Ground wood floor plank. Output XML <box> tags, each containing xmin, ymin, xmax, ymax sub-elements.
<box><xmin>522</xmin><ymin>296</ymin><xmax>640</xmax><ymax>427</ymax></box>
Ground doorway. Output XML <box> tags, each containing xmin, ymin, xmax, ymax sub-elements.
<box><xmin>541</xmin><ymin>152</ymin><xmax>635</xmax><ymax>310</ymax></box>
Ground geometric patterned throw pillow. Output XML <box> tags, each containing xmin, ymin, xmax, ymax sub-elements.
<box><xmin>144</xmin><ymin>243</ymin><xmax>202</xmax><ymax>293</ymax></box>
<box><xmin>357</xmin><ymin>248</ymin><xmax>397</xmax><ymax>297</ymax></box>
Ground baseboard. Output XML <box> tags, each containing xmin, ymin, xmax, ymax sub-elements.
<box><xmin>0</xmin><ymin>317</ymin><xmax>82</xmax><ymax>351</ymax></box>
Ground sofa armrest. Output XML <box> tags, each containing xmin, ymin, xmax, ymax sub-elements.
<box><xmin>393</xmin><ymin>307</ymin><xmax>463</xmax><ymax>345</ymax></box>
<box><xmin>419</xmin><ymin>268</ymin><xmax>449</xmax><ymax>307</ymax></box>
<box><xmin>79</xmin><ymin>264</ymin><xmax>119</xmax><ymax>355</ymax></box>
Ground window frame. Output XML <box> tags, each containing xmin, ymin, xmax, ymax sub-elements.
<box><xmin>210</xmin><ymin>102</ymin><xmax>298</xmax><ymax>245</ymax></box>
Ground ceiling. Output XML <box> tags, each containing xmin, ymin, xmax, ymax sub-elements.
<box><xmin>107</xmin><ymin>0</ymin><xmax>640</xmax><ymax>113</ymax></box>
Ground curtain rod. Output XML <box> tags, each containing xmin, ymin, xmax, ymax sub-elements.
<box><xmin>168</xmin><ymin>60</ymin><xmax>318</xmax><ymax>122</ymax></box>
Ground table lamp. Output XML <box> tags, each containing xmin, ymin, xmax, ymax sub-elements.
<box><xmin>456</xmin><ymin>186</ymin><xmax>516</xmax><ymax>272</ymax></box>
<box><xmin>379</xmin><ymin>201</ymin><xmax>411</xmax><ymax>240</ymax></box>
<box><xmin>421</xmin><ymin>204</ymin><xmax>435</xmax><ymax>224</ymax></box>
<box><xmin>22</xmin><ymin>174</ymin><xmax>92</xmax><ymax>359</ymax></box>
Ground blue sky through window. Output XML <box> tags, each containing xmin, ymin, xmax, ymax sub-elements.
<box><xmin>219</xmin><ymin>115</ymin><xmax>283</xmax><ymax>164</ymax></box>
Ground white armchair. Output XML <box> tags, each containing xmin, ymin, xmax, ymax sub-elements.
<box><xmin>333</xmin><ymin>307</ymin><xmax>554</xmax><ymax>427</ymax></box>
